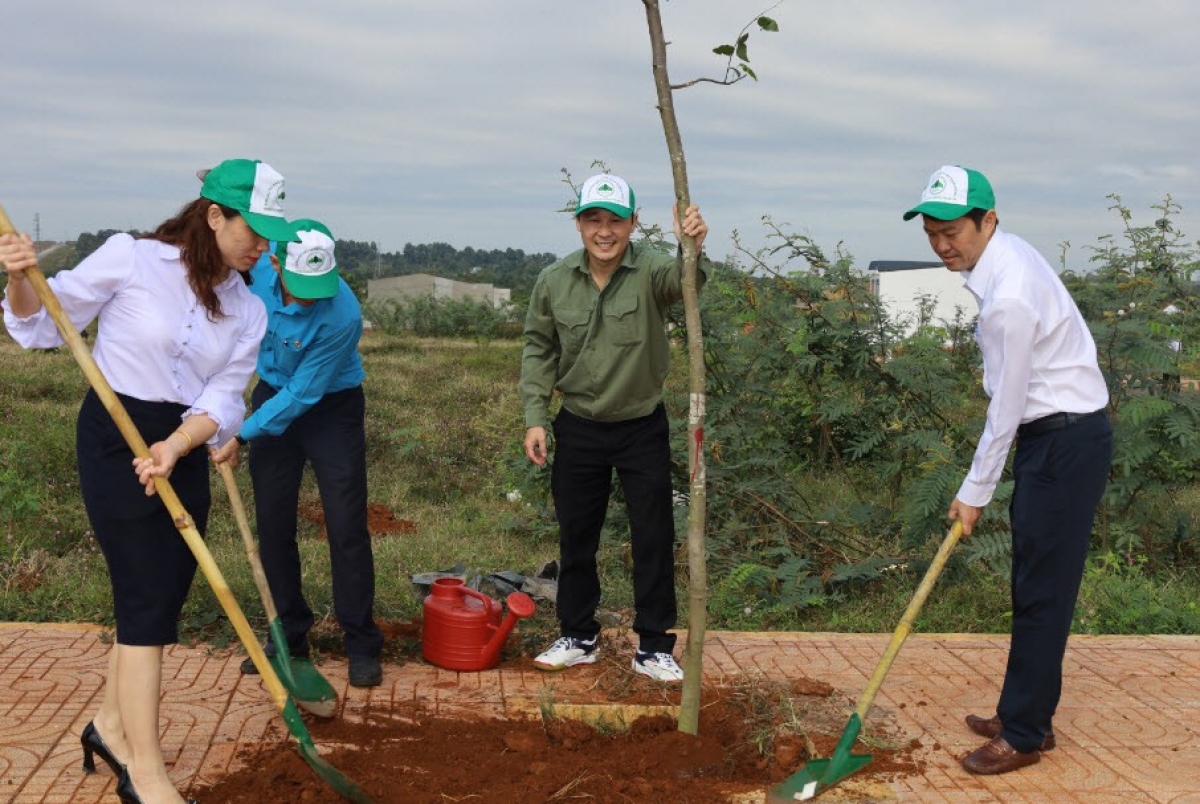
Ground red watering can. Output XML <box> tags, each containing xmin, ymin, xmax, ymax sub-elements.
<box><xmin>422</xmin><ymin>578</ymin><xmax>536</xmax><ymax>671</ymax></box>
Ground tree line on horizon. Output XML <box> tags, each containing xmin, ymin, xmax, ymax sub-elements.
<box><xmin>71</xmin><ymin>229</ymin><xmax>560</xmax><ymax>301</ymax></box>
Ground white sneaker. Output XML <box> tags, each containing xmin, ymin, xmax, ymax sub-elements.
<box><xmin>533</xmin><ymin>636</ymin><xmax>598</xmax><ymax>670</ymax></box>
<box><xmin>632</xmin><ymin>650</ymin><xmax>684</xmax><ymax>682</ymax></box>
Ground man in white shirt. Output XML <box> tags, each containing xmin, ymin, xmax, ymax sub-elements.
<box><xmin>905</xmin><ymin>166</ymin><xmax>1112</xmax><ymax>775</ymax></box>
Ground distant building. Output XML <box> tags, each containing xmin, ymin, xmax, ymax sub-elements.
<box><xmin>367</xmin><ymin>273</ymin><xmax>511</xmax><ymax>309</ymax></box>
<box><xmin>867</xmin><ymin>261</ymin><xmax>977</xmax><ymax>334</ymax></box>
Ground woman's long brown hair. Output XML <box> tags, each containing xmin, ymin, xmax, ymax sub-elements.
<box><xmin>143</xmin><ymin>198</ymin><xmax>242</xmax><ymax>320</ymax></box>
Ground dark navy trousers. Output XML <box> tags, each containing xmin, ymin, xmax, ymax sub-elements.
<box><xmin>551</xmin><ymin>404</ymin><xmax>678</xmax><ymax>654</ymax></box>
<box><xmin>998</xmin><ymin>412</ymin><xmax>1112</xmax><ymax>753</ymax></box>
<box><xmin>248</xmin><ymin>383</ymin><xmax>383</xmax><ymax>659</ymax></box>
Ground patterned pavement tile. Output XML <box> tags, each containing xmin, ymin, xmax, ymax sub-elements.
<box><xmin>0</xmin><ymin>626</ymin><xmax>1197</xmax><ymax>803</ymax></box>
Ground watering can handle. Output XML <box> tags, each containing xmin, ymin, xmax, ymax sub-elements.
<box><xmin>458</xmin><ymin>585</ymin><xmax>498</xmax><ymax>612</ymax></box>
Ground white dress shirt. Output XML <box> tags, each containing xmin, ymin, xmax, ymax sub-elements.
<box><xmin>2</xmin><ymin>233</ymin><xmax>267</xmax><ymax>446</ymax></box>
<box><xmin>957</xmin><ymin>229</ymin><xmax>1109</xmax><ymax>507</ymax></box>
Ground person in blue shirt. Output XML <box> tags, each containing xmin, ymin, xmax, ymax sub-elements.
<box><xmin>212</xmin><ymin>218</ymin><xmax>384</xmax><ymax>688</ymax></box>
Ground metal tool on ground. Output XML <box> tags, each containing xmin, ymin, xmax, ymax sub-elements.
<box><xmin>0</xmin><ymin>205</ymin><xmax>373</xmax><ymax>803</ymax></box>
<box><xmin>217</xmin><ymin>461</ymin><xmax>338</xmax><ymax>718</ymax></box>
<box><xmin>767</xmin><ymin>521</ymin><xmax>965</xmax><ymax>802</ymax></box>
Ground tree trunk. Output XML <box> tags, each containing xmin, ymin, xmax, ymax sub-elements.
<box><xmin>643</xmin><ymin>0</ymin><xmax>708</xmax><ymax>736</ymax></box>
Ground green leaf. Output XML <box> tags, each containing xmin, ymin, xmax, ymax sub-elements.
<box><xmin>713</xmin><ymin>44</ymin><xmax>735</xmax><ymax>56</ymax></box>
<box><xmin>736</xmin><ymin>41</ymin><xmax>749</xmax><ymax>62</ymax></box>
<box><xmin>742</xmin><ymin>64</ymin><xmax>758</xmax><ymax>81</ymax></box>
<box><xmin>758</xmin><ymin>16</ymin><xmax>779</xmax><ymax>32</ymax></box>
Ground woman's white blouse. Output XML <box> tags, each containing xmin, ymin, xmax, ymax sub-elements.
<box><xmin>3</xmin><ymin>233</ymin><xmax>267</xmax><ymax>446</ymax></box>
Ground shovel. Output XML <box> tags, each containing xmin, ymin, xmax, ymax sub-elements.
<box><xmin>216</xmin><ymin>461</ymin><xmax>339</xmax><ymax>717</ymax></box>
<box><xmin>0</xmin><ymin>206</ymin><xmax>373</xmax><ymax>803</ymax></box>
<box><xmin>767</xmin><ymin>520</ymin><xmax>965</xmax><ymax>802</ymax></box>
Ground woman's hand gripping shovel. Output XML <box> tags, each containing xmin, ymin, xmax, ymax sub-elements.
<box><xmin>216</xmin><ymin>461</ymin><xmax>338</xmax><ymax>717</ymax></box>
<box><xmin>767</xmin><ymin>520</ymin><xmax>965</xmax><ymax>802</ymax></box>
<box><xmin>0</xmin><ymin>206</ymin><xmax>373</xmax><ymax>804</ymax></box>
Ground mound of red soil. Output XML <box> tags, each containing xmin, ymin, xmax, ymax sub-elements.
<box><xmin>195</xmin><ymin>679</ymin><xmax>926</xmax><ymax>804</ymax></box>
<box><xmin>299</xmin><ymin>501</ymin><xmax>416</xmax><ymax>539</ymax></box>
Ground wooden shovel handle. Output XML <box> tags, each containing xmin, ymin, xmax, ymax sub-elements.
<box><xmin>854</xmin><ymin>520</ymin><xmax>965</xmax><ymax>720</ymax></box>
<box><xmin>216</xmin><ymin>460</ymin><xmax>282</xmax><ymax>622</ymax></box>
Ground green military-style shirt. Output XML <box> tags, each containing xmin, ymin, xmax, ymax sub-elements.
<box><xmin>520</xmin><ymin>242</ymin><xmax>709</xmax><ymax>428</ymax></box>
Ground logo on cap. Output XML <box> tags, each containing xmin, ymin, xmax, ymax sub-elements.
<box><xmin>296</xmin><ymin>249</ymin><xmax>331</xmax><ymax>276</ymax></box>
<box><xmin>923</xmin><ymin>170</ymin><xmax>964</xmax><ymax>203</ymax></box>
<box><xmin>289</xmin><ymin>230</ymin><xmax>336</xmax><ymax>277</ymax></box>
<box><xmin>251</xmin><ymin>163</ymin><xmax>286</xmax><ymax>216</ymax></box>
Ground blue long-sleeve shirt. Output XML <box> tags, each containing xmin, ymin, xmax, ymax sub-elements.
<box><xmin>238</xmin><ymin>254</ymin><xmax>366</xmax><ymax>441</ymax></box>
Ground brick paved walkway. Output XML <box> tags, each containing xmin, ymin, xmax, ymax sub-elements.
<box><xmin>1</xmin><ymin>624</ymin><xmax>1196</xmax><ymax>803</ymax></box>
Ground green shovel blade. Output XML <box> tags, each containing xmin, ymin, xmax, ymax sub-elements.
<box><xmin>269</xmin><ymin>620</ymin><xmax>338</xmax><ymax>717</ymax></box>
<box><xmin>282</xmin><ymin>699</ymin><xmax>374</xmax><ymax>803</ymax></box>
<box><xmin>767</xmin><ymin>713</ymin><xmax>873</xmax><ymax>801</ymax></box>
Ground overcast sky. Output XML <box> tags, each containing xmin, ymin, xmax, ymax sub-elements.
<box><xmin>3</xmin><ymin>1</ymin><xmax>1197</xmax><ymax>273</ymax></box>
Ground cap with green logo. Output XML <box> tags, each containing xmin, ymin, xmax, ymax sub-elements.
<box><xmin>575</xmin><ymin>173</ymin><xmax>636</xmax><ymax>219</ymax></box>
<box><xmin>274</xmin><ymin>219</ymin><xmax>340</xmax><ymax>300</ymax></box>
<box><xmin>200</xmin><ymin>159</ymin><xmax>298</xmax><ymax>242</ymax></box>
<box><xmin>903</xmin><ymin>165</ymin><xmax>995</xmax><ymax>221</ymax></box>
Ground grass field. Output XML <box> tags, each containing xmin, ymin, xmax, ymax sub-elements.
<box><xmin>1</xmin><ymin>327</ymin><xmax>1197</xmax><ymax>657</ymax></box>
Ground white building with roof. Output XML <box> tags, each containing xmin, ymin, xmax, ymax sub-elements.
<box><xmin>867</xmin><ymin>260</ymin><xmax>978</xmax><ymax>334</ymax></box>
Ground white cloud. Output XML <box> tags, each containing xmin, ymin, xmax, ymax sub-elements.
<box><xmin>1</xmin><ymin>0</ymin><xmax>1196</xmax><ymax>271</ymax></box>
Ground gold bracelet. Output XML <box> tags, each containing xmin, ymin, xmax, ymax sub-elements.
<box><xmin>173</xmin><ymin>429</ymin><xmax>194</xmax><ymax>452</ymax></box>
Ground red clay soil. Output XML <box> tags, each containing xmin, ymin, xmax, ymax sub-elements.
<box><xmin>300</xmin><ymin>502</ymin><xmax>417</xmax><ymax>540</ymax></box>
<box><xmin>210</xmin><ymin>509</ymin><xmax>926</xmax><ymax>802</ymax></box>
<box><xmin>194</xmin><ymin>669</ymin><xmax>926</xmax><ymax>804</ymax></box>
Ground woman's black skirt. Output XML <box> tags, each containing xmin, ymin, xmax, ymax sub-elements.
<box><xmin>76</xmin><ymin>388</ymin><xmax>210</xmax><ymax>645</ymax></box>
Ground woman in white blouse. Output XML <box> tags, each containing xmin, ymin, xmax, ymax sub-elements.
<box><xmin>0</xmin><ymin>159</ymin><xmax>295</xmax><ymax>804</ymax></box>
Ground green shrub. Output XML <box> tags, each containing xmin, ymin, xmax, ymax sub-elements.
<box><xmin>1075</xmin><ymin>552</ymin><xmax>1200</xmax><ymax>634</ymax></box>
<box><xmin>363</xmin><ymin>295</ymin><xmax>517</xmax><ymax>340</ymax></box>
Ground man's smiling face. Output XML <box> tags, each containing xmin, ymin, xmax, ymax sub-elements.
<box><xmin>576</xmin><ymin>208</ymin><xmax>637</xmax><ymax>272</ymax></box>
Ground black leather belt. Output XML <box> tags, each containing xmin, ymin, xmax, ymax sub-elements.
<box><xmin>1017</xmin><ymin>408</ymin><xmax>1107</xmax><ymax>438</ymax></box>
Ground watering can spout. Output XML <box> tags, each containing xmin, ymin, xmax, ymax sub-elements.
<box><xmin>480</xmin><ymin>591</ymin><xmax>537</xmax><ymax>668</ymax></box>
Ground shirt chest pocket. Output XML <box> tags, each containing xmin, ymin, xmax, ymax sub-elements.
<box><xmin>266</xmin><ymin>331</ymin><xmax>307</xmax><ymax>375</ymax></box>
<box><xmin>553</xmin><ymin>307</ymin><xmax>593</xmax><ymax>355</ymax></box>
<box><xmin>604</xmin><ymin>296</ymin><xmax>642</xmax><ymax>346</ymax></box>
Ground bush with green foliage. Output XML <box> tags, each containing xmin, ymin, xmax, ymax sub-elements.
<box><xmin>659</xmin><ymin>200</ymin><xmax>1200</xmax><ymax>630</ymax></box>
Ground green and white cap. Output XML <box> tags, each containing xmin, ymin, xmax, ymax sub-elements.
<box><xmin>201</xmin><ymin>159</ymin><xmax>297</xmax><ymax>242</ymax></box>
<box><xmin>903</xmin><ymin>165</ymin><xmax>995</xmax><ymax>221</ymax></box>
<box><xmin>274</xmin><ymin>219</ymin><xmax>340</xmax><ymax>300</ymax></box>
<box><xmin>575</xmin><ymin>173</ymin><xmax>636</xmax><ymax>219</ymax></box>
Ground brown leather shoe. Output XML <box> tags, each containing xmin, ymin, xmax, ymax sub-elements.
<box><xmin>961</xmin><ymin>735</ymin><xmax>1041</xmax><ymax>775</ymax></box>
<box><xmin>965</xmin><ymin>714</ymin><xmax>1056</xmax><ymax>751</ymax></box>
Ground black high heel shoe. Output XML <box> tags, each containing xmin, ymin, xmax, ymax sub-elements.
<box><xmin>116</xmin><ymin>770</ymin><xmax>198</xmax><ymax>804</ymax></box>
<box><xmin>81</xmin><ymin>720</ymin><xmax>125</xmax><ymax>776</ymax></box>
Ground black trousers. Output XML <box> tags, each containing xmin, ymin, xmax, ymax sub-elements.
<box><xmin>77</xmin><ymin>389</ymin><xmax>209</xmax><ymax>646</ymax></box>
<box><xmin>997</xmin><ymin>411</ymin><xmax>1112</xmax><ymax>752</ymax></box>
<box><xmin>551</xmin><ymin>404</ymin><xmax>678</xmax><ymax>653</ymax></box>
<box><xmin>248</xmin><ymin>383</ymin><xmax>382</xmax><ymax>659</ymax></box>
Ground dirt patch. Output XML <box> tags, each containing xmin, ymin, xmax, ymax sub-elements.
<box><xmin>193</xmin><ymin>652</ymin><xmax>927</xmax><ymax>804</ymax></box>
<box><xmin>299</xmin><ymin>502</ymin><xmax>417</xmax><ymax>540</ymax></box>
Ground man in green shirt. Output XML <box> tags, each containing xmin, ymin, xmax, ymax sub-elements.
<box><xmin>519</xmin><ymin>172</ymin><xmax>709</xmax><ymax>682</ymax></box>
